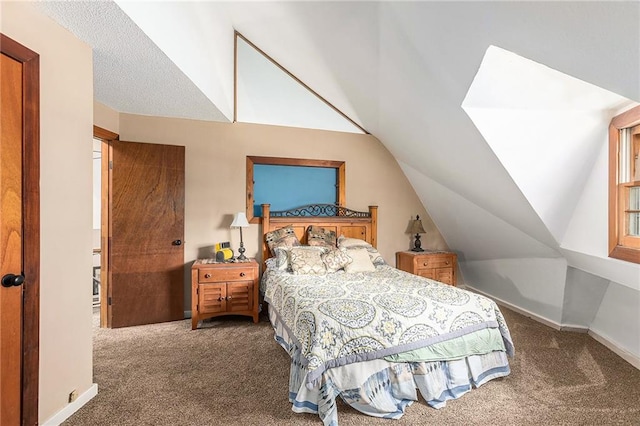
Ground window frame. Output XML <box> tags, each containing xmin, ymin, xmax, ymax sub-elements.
<box><xmin>608</xmin><ymin>105</ymin><xmax>640</xmax><ymax>264</ymax></box>
<box><xmin>246</xmin><ymin>156</ymin><xmax>345</xmax><ymax>224</ymax></box>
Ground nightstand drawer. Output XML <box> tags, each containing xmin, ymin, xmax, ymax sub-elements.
<box><xmin>199</xmin><ymin>266</ymin><xmax>255</xmax><ymax>283</ymax></box>
<box><xmin>416</xmin><ymin>257</ymin><xmax>453</xmax><ymax>269</ymax></box>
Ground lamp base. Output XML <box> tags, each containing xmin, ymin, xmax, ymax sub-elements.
<box><xmin>237</xmin><ymin>244</ymin><xmax>247</xmax><ymax>261</ymax></box>
<box><xmin>411</xmin><ymin>234</ymin><xmax>424</xmax><ymax>252</ymax></box>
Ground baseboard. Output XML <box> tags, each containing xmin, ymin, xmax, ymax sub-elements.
<box><xmin>184</xmin><ymin>310</ymin><xmax>192</xmax><ymax>319</ymax></box>
<box><xmin>588</xmin><ymin>330</ymin><xmax>640</xmax><ymax>370</ymax></box>
<box><xmin>42</xmin><ymin>383</ymin><xmax>98</xmax><ymax>426</ymax></box>
<box><xmin>462</xmin><ymin>284</ymin><xmax>639</xmax><ymax>371</ymax></box>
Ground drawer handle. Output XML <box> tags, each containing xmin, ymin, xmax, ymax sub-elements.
<box><xmin>226</xmin><ymin>296</ymin><xmax>232</xmax><ymax>300</ymax></box>
<box><xmin>445</xmin><ymin>261</ymin><xmax>450</xmax><ymax>265</ymax></box>
<box><xmin>239</xmin><ymin>272</ymin><xmax>245</xmax><ymax>277</ymax></box>
<box><xmin>423</xmin><ymin>262</ymin><xmax>428</xmax><ymax>266</ymax></box>
<box><xmin>204</xmin><ymin>273</ymin><xmax>211</xmax><ymax>279</ymax></box>
<box><xmin>217</xmin><ymin>296</ymin><xmax>225</xmax><ymax>302</ymax></box>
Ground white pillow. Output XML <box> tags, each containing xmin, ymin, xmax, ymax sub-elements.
<box><xmin>337</xmin><ymin>235</ymin><xmax>372</xmax><ymax>249</ymax></box>
<box><xmin>344</xmin><ymin>247</ymin><xmax>376</xmax><ymax>273</ymax></box>
<box><xmin>337</xmin><ymin>235</ymin><xmax>386</xmax><ymax>265</ymax></box>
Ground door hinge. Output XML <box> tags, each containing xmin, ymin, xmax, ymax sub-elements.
<box><xmin>108</xmin><ymin>296</ymin><xmax>112</xmax><ymax>305</ymax></box>
<box><xmin>109</xmin><ymin>160</ymin><xmax>113</xmax><ymax>169</ymax></box>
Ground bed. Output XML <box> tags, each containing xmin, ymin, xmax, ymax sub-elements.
<box><xmin>260</xmin><ymin>204</ymin><xmax>514</xmax><ymax>425</ymax></box>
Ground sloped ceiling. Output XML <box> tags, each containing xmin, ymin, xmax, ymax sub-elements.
<box><xmin>34</xmin><ymin>1</ymin><xmax>640</xmax><ymax>280</ymax></box>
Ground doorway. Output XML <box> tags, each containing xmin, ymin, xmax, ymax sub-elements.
<box><xmin>92</xmin><ymin>138</ymin><xmax>102</xmax><ymax>310</ymax></box>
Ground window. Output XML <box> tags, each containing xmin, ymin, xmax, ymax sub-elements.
<box><xmin>609</xmin><ymin>105</ymin><xmax>640</xmax><ymax>264</ymax></box>
<box><xmin>246</xmin><ymin>156</ymin><xmax>345</xmax><ymax>224</ymax></box>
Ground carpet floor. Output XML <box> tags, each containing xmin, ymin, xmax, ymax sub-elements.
<box><xmin>64</xmin><ymin>307</ymin><xmax>640</xmax><ymax>425</ymax></box>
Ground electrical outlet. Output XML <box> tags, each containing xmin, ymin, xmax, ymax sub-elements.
<box><xmin>68</xmin><ymin>390</ymin><xmax>77</xmax><ymax>403</ymax></box>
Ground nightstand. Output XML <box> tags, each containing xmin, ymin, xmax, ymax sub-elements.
<box><xmin>396</xmin><ymin>251</ymin><xmax>457</xmax><ymax>286</ymax></box>
<box><xmin>191</xmin><ymin>259</ymin><xmax>259</xmax><ymax>329</ymax></box>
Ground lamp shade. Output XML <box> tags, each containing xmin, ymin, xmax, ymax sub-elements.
<box><xmin>407</xmin><ymin>216</ymin><xmax>426</xmax><ymax>234</ymax></box>
<box><xmin>231</xmin><ymin>212</ymin><xmax>250</xmax><ymax>228</ymax></box>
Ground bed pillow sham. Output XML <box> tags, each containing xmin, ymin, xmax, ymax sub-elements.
<box><xmin>265</xmin><ymin>225</ymin><xmax>301</xmax><ymax>254</ymax></box>
<box><xmin>307</xmin><ymin>225</ymin><xmax>337</xmax><ymax>248</ymax></box>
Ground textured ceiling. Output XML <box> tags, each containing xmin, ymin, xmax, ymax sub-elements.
<box><xmin>32</xmin><ymin>1</ymin><xmax>640</xmax><ymax>287</ymax></box>
<box><xmin>33</xmin><ymin>0</ymin><xmax>229</xmax><ymax>122</ymax></box>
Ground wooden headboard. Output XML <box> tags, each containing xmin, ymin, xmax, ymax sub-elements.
<box><xmin>261</xmin><ymin>203</ymin><xmax>378</xmax><ymax>269</ymax></box>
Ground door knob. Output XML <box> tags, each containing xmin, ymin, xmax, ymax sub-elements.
<box><xmin>2</xmin><ymin>274</ymin><xmax>25</xmax><ymax>288</ymax></box>
<box><xmin>172</xmin><ymin>240</ymin><xmax>182</xmax><ymax>246</ymax></box>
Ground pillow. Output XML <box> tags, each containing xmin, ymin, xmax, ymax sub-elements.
<box><xmin>265</xmin><ymin>225</ymin><xmax>300</xmax><ymax>254</ymax></box>
<box><xmin>289</xmin><ymin>246</ymin><xmax>327</xmax><ymax>275</ymax></box>
<box><xmin>337</xmin><ymin>235</ymin><xmax>386</xmax><ymax>265</ymax></box>
<box><xmin>337</xmin><ymin>235</ymin><xmax>372</xmax><ymax>249</ymax></box>
<box><xmin>361</xmin><ymin>247</ymin><xmax>386</xmax><ymax>266</ymax></box>
<box><xmin>273</xmin><ymin>247</ymin><xmax>292</xmax><ymax>271</ymax></box>
<box><xmin>265</xmin><ymin>256</ymin><xmax>278</xmax><ymax>270</ymax></box>
<box><xmin>344</xmin><ymin>247</ymin><xmax>376</xmax><ymax>273</ymax></box>
<box><xmin>307</xmin><ymin>226</ymin><xmax>337</xmax><ymax>248</ymax></box>
<box><xmin>321</xmin><ymin>248</ymin><xmax>352</xmax><ymax>273</ymax></box>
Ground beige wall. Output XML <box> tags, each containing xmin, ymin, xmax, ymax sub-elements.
<box><xmin>1</xmin><ymin>2</ymin><xmax>95</xmax><ymax>424</ymax></box>
<box><xmin>119</xmin><ymin>115</ymin><xmax>448</xmax><ymax>308</ymax></box>
<box><xmin>94</xmin><ymin>101</ymin><xmax>120</xmax><ymax>134</ymax></box>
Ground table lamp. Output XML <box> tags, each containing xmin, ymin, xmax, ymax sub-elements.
<box><xmin>230</xmin><ymin>212</ymin><xmax>250</xmax><ymax>260</ymax></box>
<box><xmin>407</xmin><ymin>215</ymin><xmax>426</xmax><ymax>252</ymax></box>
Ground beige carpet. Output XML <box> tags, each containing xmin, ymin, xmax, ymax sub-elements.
<box><xmin>64</xmin><ymin>307</ymin><xmax>640</xmax><ymax>425</ymax></box>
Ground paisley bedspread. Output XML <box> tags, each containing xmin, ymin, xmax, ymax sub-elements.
<box><xmin>263</xmin><ymin>264</ymin><xmax>514</xmax><ymax>387</ymax></box>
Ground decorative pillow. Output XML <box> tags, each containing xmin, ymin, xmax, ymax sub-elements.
<box><xmin>273</xmin><ymin>247</ymin><xmax>292</xmax><ymax>271</ymax></box>
<box><xmin>321</xmin><ymin>248</ymin><xmax>352</xmax><ymax>273</ymax></box>
<box><xmin>337</xmin><ymin>235</ymin><xmax>386</xmax><ymax>265</ymax></box>
<box><xmin>289</xmin><ymin>246</ymin><xmax>327</xmax><ymax>275</ymax></box>
<box><xmin>265</xmin><ymin>256</ymin><xmax>278</xmax><ymax>270</ymax></box>
<box><xmin>265</xmin><ymin>225</ymin><xmax>300</xmax><ymax>254</ymax></box>
<box><xmin>344</xmin><ymin>247</ymin><xmax>376</xmax><ymax>273</ymax></box>
<box><xmin>307</xmin><ymin>226</ymin><xmax>337</xmax><ymax>248</ymax></box>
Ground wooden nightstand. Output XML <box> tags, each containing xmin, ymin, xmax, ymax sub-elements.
<box><xmin>191</xmin><ymin>259</ymin><xmax>259</xmax><ymax>329</ymax></box>
<box><xmin>396</xmin><ymin>251</ymin><xmax>457</xmax><ymax>286</ymax></box>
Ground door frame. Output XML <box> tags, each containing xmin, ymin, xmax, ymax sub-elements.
<box><xmin>93</xmin><ymin>126</ymin><xmax>118</xmax><ymax>328</ymax></box>
<box><xmin>1</xmin><ymin>33</ymin><xmax>40</xmax><ymax>426</ymax></box>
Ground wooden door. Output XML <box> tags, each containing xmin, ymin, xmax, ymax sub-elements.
<box><xmin>0</xmin><ymin>34</ymin><xmax>40</xmax><ymax>426</ymax></box>
<box><xmin>1</xmin><ymin>45</ymin><xmax>24</xmax><ymax>426</ymax></box>
<box><xmin>108</xmin><ymin>141</ymin><xmax>185</xmax><ymax>328</ymax></box>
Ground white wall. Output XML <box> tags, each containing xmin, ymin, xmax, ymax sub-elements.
<box><xmin>561</xmin><ymin>267</ymin><xmax>609</xmax><ymax>328</ymax></box>
<box><xmin>236</xmin><ymin>36</ymin><xmax>363</xmax><ymax>133</ymax></box>
<box><xmin>590</xmin><ymin>282</ymin><xmax>640</xmax><ymax>368</ymax></box>
<box><xmin>463</xmin><ymin>258</ymin><xmax>568</xmax><ymax>324</ymax></box>
<box><xmin>1</xmin><ymin>2</ymin><xmax>95</xmax><ymax>423</ymax></box>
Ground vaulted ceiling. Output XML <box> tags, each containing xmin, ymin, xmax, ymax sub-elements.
<box><xmin>34</xmin><ymin>1</ymin><xmax>640</xmax><ymax>290</ymax></box>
